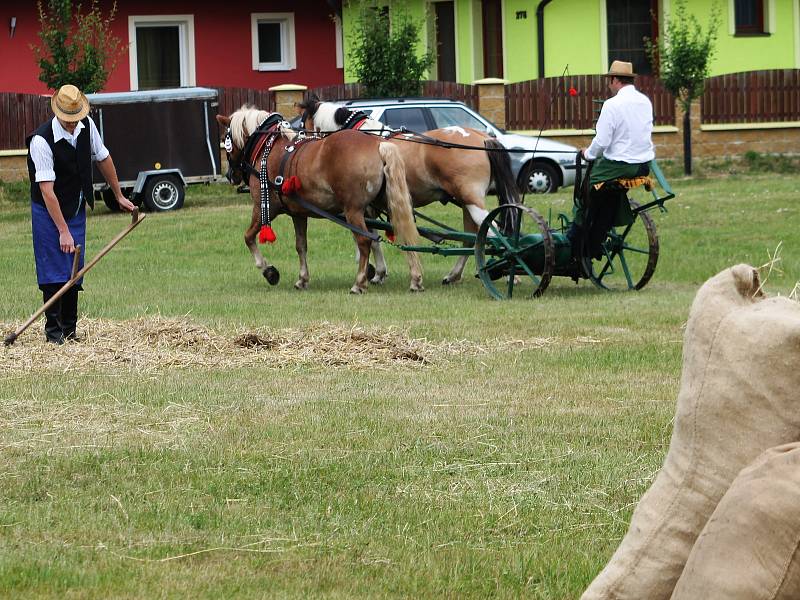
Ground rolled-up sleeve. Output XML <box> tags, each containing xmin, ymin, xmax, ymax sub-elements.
<box><xmin>29</xmin><ymin>136</ymin><xmax>56</xmax><ymax>182</ymax></box>
<box><xmin>88</xmin><ymin>117</ymin><xmax>110</xmax><ymax>162</ymax></box>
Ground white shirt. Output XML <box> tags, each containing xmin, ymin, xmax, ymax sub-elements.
<box><xmin>585</xmin><ymin>85</ymin><xmax>655</xmax><ymax>163</ymax></box>
<box><xmin>29</xmin><ymin>116</ymin><xmax>110</xmax><ymax>182</ymax></box>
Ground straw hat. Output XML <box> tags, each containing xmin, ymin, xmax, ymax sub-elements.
<box><xmin>605</xmin><ymin>60</ymin><xmax>636</xmax><ymax>78</ymax></box>
<box><xmin>50</xmin><ymin>84</ymin><xmax>90</xmax><ymax>122</ymax></box>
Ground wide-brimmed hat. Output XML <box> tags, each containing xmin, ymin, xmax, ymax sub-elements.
<box><xmin>605</xmin><ymin>60</ymin><xmax>636</xmax><ymax>78</ymax></box>
<box><xmin>50</xmin><ymin>84</ymin><xmax>90</xmax><ymax>122</ymax></box>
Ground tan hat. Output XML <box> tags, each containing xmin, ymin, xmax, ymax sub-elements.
<box><xmin>50</xmin><ymin>84</ymin><xmax>90</xmax><ymax>122</ymax></box>
<box><xmin>605</xmin><ymin>60</ymin><xmax>636</xmax><ymax>78</ymax></box>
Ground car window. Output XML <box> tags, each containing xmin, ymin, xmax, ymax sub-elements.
<box><xmin>430</xmin><ymin>106</ymin><xmax>488</xmax><ymax>132</ymax></box>
<box><xmin>380</xmin><ymin>108</ymin><xmax>429</xmax><ymax>132</ymax></box>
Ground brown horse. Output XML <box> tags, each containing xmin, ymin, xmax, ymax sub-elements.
<box><xmin>299</xmin><ymin>99</ymin><xmax>520</xmax><ymax>285</ymax></box>
<box><xmin>216</xmin><ymin>107</ymin><xmax>423</xmax><ymax>294</ymax></box>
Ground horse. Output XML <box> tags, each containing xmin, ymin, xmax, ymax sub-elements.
<box><xmin>298</xmin><ymin>98</ymin><xmax>521</xmax><ymax>285</ymax></box>
<box><xmin>216</xmin><ymin>107</ymin><xmax>423</xmax><ymax>294</ymax></box>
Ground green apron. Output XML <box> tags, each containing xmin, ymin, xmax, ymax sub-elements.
<box><xmin>574</xmin><ymin>158</ymin><xmax>647</xmax><ymax>228</ymax></box>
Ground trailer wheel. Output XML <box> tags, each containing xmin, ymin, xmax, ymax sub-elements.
<box><xmin>143</xmin><ymin>175</ymin><xmax>185</xmax><ymax>212</ymax></box>
<box><xmin>102</xmin><ymin>189</ymin><xmax>121</xmax><ymax>212</ymax></box>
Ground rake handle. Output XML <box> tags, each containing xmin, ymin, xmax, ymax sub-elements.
<box><xmin>4</xmin><ymin>209</ymin><xmax>145</xmax><ymax>347</ymax></box>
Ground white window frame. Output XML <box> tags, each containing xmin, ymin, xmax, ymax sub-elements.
<box><xmin>728</xmin><ymin>0</ymin><xmax>775</xmax><ymax>35</ymax></box>
<box><xmin>128</xmin><ymin>15</ymin><xmax>196</xmax><ymax>90</ymax></box>
<box><xmin>334</xmin><ymin>14</ymin><xmax>343</xmax><ymax>69</ymax></box>
<box><xmin>251</xmin><ymin>13</ymin><xmax>296</xmax><ymax>71</ymax></box>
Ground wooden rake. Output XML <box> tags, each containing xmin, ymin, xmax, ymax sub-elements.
<box><xmin>4</xmin><ymin>209</ymin><xmax>146</xmax><ymax>346</ymax></box>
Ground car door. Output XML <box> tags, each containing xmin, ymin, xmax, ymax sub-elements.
<box><xmin>378</xmin><ymin>106</ymin><xmax>435</xmax><ymax>133</ymax></box>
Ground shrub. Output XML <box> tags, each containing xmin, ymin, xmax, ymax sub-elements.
<box><xmin>32</xmin><ymin>0</ymin><xmax>124</xmax><ymax>93</ymax></box>
<box><xmin>348</xmin><ymin>6</ymin><xmax>434</xmax><ymax>98</ymax></box>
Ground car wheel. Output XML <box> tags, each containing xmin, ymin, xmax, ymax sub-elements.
<box><xmin>143</xmin><ymin>175</ymin><xmax>185</xmax><ymax>212</ymax></box>
<box><xmin>521</xmin><ymin>162</ymin><xmax>559</xmax><ymax>194</ymax></box>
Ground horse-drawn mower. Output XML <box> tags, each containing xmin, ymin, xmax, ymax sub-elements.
<box><xmin>367</xmin><ymin>156</ymin><xmax>674</xmax><ymax>300</ymax></box>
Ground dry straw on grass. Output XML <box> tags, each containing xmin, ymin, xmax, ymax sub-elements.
<box><xmin>0</xmin><ymin>316</ymin><xmax>554</xmax><ymax>375</ymax></box>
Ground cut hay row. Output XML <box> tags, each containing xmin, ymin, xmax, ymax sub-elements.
<box><xmin>1</xmin><ymin>316</ymin><xmax>560</xmax><ymax>374</ymax></box>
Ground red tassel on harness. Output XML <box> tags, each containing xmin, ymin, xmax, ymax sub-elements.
<box><xmin>387</xmin><ymin>232</ymin><xmax>396</xmax><ymax>242</ymax></box>
<box><xmin>259</xmin><ymin>225</ymin><xmax>277</xmax><ymax>244</ymax></box>
<box><xmin>568</xmin><ymin>87</ymin><xmax>578</xmax><ymax>97</ymax></box>
<box><xmin>281</xmin><ymin>175</ymin><xmax>302</xmax><ymax>195</ymax></box>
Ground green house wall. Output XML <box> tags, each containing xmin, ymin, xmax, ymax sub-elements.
<box><xmin>342</xmin><ymin>0</ymin><xmax>800</xmax><ymax>84</ymax></box>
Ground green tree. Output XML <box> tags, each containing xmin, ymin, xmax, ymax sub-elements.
<box><xmin>646</xmin><ymin>0</ymin><xmax>721</xmax><ymax>175</ymax></box>
<box><xmin>349</xmin><ymin>5</ymin><xmax>434</xmax><ymax>98</ymax></box>
<box><xmin>32</xmin><ymin>0</ymin><xmax>124</xmax><ymax>93</ymax></box>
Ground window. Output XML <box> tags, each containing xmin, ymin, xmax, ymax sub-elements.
<box><xmin>430</xmin><ymin>107</ymin><xmax>488</xmax><ymax>132</ymax></box>
<box><xmin>379</xmin><ymin>108</ymin><xmax>431</xmax><ymax>132</ymax></box>
<box><xmin>251</xmin><ymin>13</ymin><xmax>296</xmax><ymax>71</ymax></box>
<box><xmin>482</xmin><ymin>0</ymin><xmax>503</xmax><ymax>78</ymax></box>
<box><xmin>129</xmin><ymin>15</ymin><xmax>195</xmax><ymax>90</ymax></box>
<box><xmin>606</xmin><ymin>0</ymin><xmax>658</xmax><ymax>76</ymax></box>
<box><xmin>434</xmin><ymin>2</ymin><xmax>456</xmax><ymax>82</ymax></box>
<box><xmin>734</xmin><ymin>0</ymin><xmax>765</xmax><ymax>34</ymax></box>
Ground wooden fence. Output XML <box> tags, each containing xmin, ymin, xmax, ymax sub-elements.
<box><xmin>0</xmin><ymin>92</ymin><xmax>51</xmax><ymax>151</ymax></box>
<box><xmin>702</xmin><ymin>70</ymin><xmax>800</xmax><ymax>124</ymax></box>
<box><xmin>6</xmin><ymin>71</ymin><xmax>800</xmax><ymax>151</ymax></box>
<box><xmin>214</xmin><ymin>87</ymin><xmax>275</xmax><ymax>120</ymax></box>
<box><xmin>505</xmin><ymin>74</ymin><xmax>675</xmax><ymax>130</ymax></box>
<box><xmin>0</xmin><ymin>88</ymin><xmax>274</xmax><ymax>151</ymax></box>
<box><xmin>306</xmin><ymin>80</ymin><xmax>479</xmax><ymax>110</ymax></box>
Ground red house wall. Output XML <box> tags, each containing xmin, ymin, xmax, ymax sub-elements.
<box><xmin>0</xmin><ymin>2</ymin><xmax>342</xmax><ymax>94</ymax></box>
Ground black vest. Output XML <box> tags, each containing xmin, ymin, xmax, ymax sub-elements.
<box><xmin>26</xmin><ymin>117</ymin><xmax>94</xmax><ymax>216</ymax></box>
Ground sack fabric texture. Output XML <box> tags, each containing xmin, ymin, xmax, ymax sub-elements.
<box><xmin>581</xmin><ymin>264</ymin><xmax>800</xmax><ymax>600</ymax></box>
<box><xmin>671</xmin><ymin>442</ymin><xmax>800</xmax><ymax>600</ymax></box>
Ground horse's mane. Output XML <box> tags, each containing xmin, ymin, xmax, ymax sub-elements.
<box><xmin>312</xmin><ymin>102</ymin><xmax>383</xmax><ymax>133</ymax></box>
<box><xmin>312</xmin><ymin>102</ymin><xmax>343</xmax><ymax>132</ymax></box>
<box><xmin>229</xmin><ymin>105</ymin><xmax>273</xmax><ymax>148</ymax></box>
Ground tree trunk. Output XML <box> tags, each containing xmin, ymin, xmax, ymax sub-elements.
<box><xmin>683</xmin><ymin>104</ymin><xmax>692</xmax><ymax>176</ymax></box>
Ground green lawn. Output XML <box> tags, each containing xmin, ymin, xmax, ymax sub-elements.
<box><xmin>1</xmin><ymin>172</ymin><xmax>798</xmax><ymax>598</ymax></box>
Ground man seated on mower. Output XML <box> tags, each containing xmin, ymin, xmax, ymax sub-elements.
<box><xmin>571</xmin><ymin>60</ymin><xmax>655</xmax><ymax>258</ymax></box>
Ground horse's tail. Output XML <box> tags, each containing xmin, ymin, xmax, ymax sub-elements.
<box><xmin>485</xmin><ymin>138</ymin><xmax>521</xmax><ymax>206</ymax></box>
<box><xmin>378</xmin><ymin>142</ymin><xmax>419</xmax><ymax>246</ymax></box>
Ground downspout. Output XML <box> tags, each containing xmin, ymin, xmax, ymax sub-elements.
<box><xmin>325</xmin><ymin>0</ymin><xmax>342</xmax><ymax>17</ymax></box>
<box><xmin>537</xmin><ymin>0</ymin><xmax>554</xmax><ymax>78</ymax></box>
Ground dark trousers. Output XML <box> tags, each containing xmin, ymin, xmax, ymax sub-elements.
<box><xmin>40</xmin><ymin>283</ymin><xmax>79</xmax><ymax>343</ymax></box>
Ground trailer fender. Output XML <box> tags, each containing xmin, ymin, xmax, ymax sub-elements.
<box><xmin>132</xmin><ymin>169</ymin><xmax>187</xmax><ymax>197</ymax></box>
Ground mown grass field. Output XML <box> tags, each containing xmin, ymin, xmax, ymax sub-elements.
<box><xmin>1</xmin><ymin>170</ymin><xmax>799</xmax><ymax>599</ymax></box>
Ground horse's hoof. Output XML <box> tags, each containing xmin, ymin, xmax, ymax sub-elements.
<box><xmin>409</xmin><ymin>284</ymin><xmax>425</xmax><ymax>293</ymax></box>
<box><xmin>370</xmin><ymin>271</ymin><xmax>387</xmax><ymax>285</ymax></box>
<box><xmin>350</xmin><ymin>286</ymin><xmax>366</xmax><ymax>295</ymax></box>
<box><xmin>442</xmin><ymin>276</ymin><xmax>462</xmax><ymax>285</ymax></box>
<box><xmin>263</xmin><ymin>267</ymin><xmax>280</xmax><ymax>286</ymax></box>
<box><xmin>294</xmin><ymin>280</ymin><xmax>308</xmax><ymax>290</ymax></box>
<box><xmin>367</xmin><ymin>263</ymin><xmax>376</xmax><ymax>281</ymax></box>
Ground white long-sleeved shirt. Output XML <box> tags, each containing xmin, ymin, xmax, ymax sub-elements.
<box><xmin>29</xmin><ymin>116</ymin><xmax>110</xmax><ymax>182</ymax></box>
<box><xmin>585</xmin><ymin>85</ymin><xmax>655</xmax><ymax>163</ymax></box>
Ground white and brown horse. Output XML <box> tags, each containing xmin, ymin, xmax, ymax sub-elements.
<box><xmin>299</xmin><ymin>99</ymin><xmax>520</xmax><ymax>285</ymax></box>
<box><xmin>216</xmin><ymin>107</ymin><xmax>423</xmax><ymax>294</ymax></box>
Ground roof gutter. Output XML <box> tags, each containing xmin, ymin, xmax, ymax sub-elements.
<box><xmin>536</xmin><ymin>0</ymin><xmax>554</xmax><ymax>78</ymax></box>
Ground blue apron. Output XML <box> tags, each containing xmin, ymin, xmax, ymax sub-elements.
<box><xmin>31</xmin><ymin>200</ymin><xmax>86</xmax><ymax>286</ymax></box>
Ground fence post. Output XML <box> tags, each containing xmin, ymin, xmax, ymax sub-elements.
<box><xmin>473</xmin><ymin>78</ymin><xmax>508</xmax><ymax>129</ymax></box>
<box><xmin>269</xmin><ymin>84</ymin><xmax>308</xmax><ymax>119</ymax></box>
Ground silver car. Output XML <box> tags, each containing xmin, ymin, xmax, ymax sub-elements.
<box><xmin>337</xmin><ymin>98</ymin><xmax>578</xmax><ymax>194</ymax></box>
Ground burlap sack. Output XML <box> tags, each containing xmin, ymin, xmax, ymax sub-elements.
<box><xmin>582</xmin><ymin>264</ymin><xmax>800</xmax><ymax>600</ymax></box>
<box><xmin>671</xmin><ymin>442</ymin><xmax>800</xmax><ymax>600</ymax></box>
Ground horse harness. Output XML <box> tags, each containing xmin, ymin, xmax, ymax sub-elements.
<box><xmin>235</xmin><ymin>118</ymin><xmax>381</xmax><ymax>243</ymax></box>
